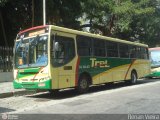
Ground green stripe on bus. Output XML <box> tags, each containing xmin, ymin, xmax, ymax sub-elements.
<box><xmin>79</xmin><ymin>57</ymin><xmax>132</xmax><ymax>77</ymax></box>
<box><xmin>17</xmin><ymin>67</ymin><xmax>41</xmax><ymax>79</ymax></box>
<box><xmin>13</xmin><ymin>79</ymin><xmax>51</xmax><ymax>89</ymax></box>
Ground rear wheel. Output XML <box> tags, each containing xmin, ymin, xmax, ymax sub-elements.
<box><xmin>105</xmin><ymin>82</ymin><xmax>114</xmax><ymax>86</ymax></box>
<box><xmin>130</xmin><ymin>71</ymin><xmax>137</xmax><ymax>84</ymax></box>
<box><xmin>77</xmin><ymin>75</ymin><xmax>89</xmax><ymax>94</ymax></box>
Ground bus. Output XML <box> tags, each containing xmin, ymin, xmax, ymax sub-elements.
<box><xmin>13</xmin><ymin>25</ymin><xmax>150</xmax><ymax>93</ymax></box>
<box><xmin>146</xmin><ymin>47</ymin><xmax>160</xmax><ymax>78</ymax></box>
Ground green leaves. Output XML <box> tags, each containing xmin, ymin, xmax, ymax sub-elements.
<box><xmin>1</xmin><ymin>0</ymin><xmax>160</xmax><ymax>47</ymax></box>
<box><xmin>80</xmin><ymin>0</ymin><xmax>159</xmax><ymax>46</ymax></box>
<box><xmin>0</xmin><ymin>0</ymin><xmax>8</xmax><ymax>7</ymax></box>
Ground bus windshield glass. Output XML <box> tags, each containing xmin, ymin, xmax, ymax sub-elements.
<box><xmin>150</xmin><ymin>50</ymin><xmax>160</xmax><ymax>68</ymax></box>
<box><xmin>15</xmin><ymin>35</ymin><xmax>48</xmax><ymax>68</ymax></box>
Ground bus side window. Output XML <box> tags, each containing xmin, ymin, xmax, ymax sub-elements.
<box><xmin>106</xmin><ymin>42</ymin><xmax>118</xmax><ymax>57</ymax></box>
<box><xmin>77</xmin><ymin>35</ymin><xmax>92</xmax><ymax>56</ymax></box>
<box><xmin>119</xmin><ymin>44</ymin><xmax>129</xmax><ymax>58</ymax></box>
<box><xmin>129</xmin><ymin>46</ymin><xmax>137</xmax><ymax>58</ymax></box>
<box><xmin>93</xmin><ymin>39</ymin><xmax>105</xmax><ymax>57</ymax></box>
<box><xmin>141</xmin><ymin>47</ymin><xmax>149</xmax><ymax>59</ymax></box>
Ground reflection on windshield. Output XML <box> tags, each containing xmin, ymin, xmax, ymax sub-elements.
<box><xmin>150</xmin><ymin>50</ymin><xmax>160</xmax><ymax>68</ymax></box>
<box><xmin>15</xmin><ymin>35</ymin><xmax>48</xmax><ymax>68</ymax></box>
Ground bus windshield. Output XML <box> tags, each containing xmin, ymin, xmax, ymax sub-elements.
<box><xmin>15</xmin><ymin>35</ymin><xmax>48</xmax><ymax>68</ymax></box>
<box><xmin>150</xmin><ymin>50</ymin><xmax>160</xmax><ymax>68</ymax></box>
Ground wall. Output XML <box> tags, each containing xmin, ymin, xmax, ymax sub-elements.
<box><xmin>0</xmin><ymin>72</ymin><xmax>13</xmax><ymax>82</ymax></box>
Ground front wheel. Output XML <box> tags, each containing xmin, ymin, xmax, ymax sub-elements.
<box><xmin>48</xmin><ymin>89</ymin><xmax>59</xmax><ymax>95</ymax></box>
<box><xmin>76</xmin><ymin>75</ymin><xmax>89</xmax><ymax>94</ymax></box>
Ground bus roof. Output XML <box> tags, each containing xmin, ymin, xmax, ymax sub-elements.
<box><xmin>17</xmin><ymin>25</ymin><xmax>148</xmax><ymax>47</ymax></box>
<box><xmin>50</xmin><ymin>25</ymin><xmax>148</xmax><ymax>47</ymax></box>
<box><xmin>149</xmin><ymin>47</ymin><xmax>160</xmax><ymax>51</ymax></box>
<box><xmin>18</xmin><ymin>25</ymin><xmax>48</xmax><ymax>35</ymax></box>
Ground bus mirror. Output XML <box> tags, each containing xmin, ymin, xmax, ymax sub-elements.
<box><xmin>54</xmin><ymin>42</ymin><xmax>59</xmax><ymax>51</ymax></box>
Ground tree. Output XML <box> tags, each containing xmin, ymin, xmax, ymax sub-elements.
<box><xmin>46</xmin><ymin>0</ymin><xmax>83</xmax><ymax>29</ymax></box>
<box><xmin>81</xmin><ymin>0</ymin><xmax>159</xmax><ymax>46</ymax></box>
<box><xmin>113</xmin><ymin>0</ymin><xmax>156</xmax><ymax>44</ymax></box>
<box><xmin>1</xmin><ymin>0</ymin><xmax>160</xmax><ymax>47</ymax></box>
<box><xmin>80</xmin><ymin>0</ymin><xmax>114</xmax><ymax>35</ymax></box>
<box><xmin>0</xmin><ymin>0</ymin><xmax>32</xmax><ymax>46</ymax></box>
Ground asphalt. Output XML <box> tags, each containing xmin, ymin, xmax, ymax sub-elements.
<box><xmin>0</xmin><ymin>82</ymin><xmax>36</xmax><ymax>98</ymax></box>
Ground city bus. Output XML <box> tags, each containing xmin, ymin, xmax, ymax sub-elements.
<box><xmin>146</xmin><ymin>47</ymin><xmax>160</xmax><ymax>78</ymax></box>
<box><xmin>13</xmin><ymin>25</ymin><xmax>150</xmax><ymax>93</ymax></box>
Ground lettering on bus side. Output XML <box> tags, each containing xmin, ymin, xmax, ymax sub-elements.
<box><xmin>90</xmin><ymin>58</ymin><xmax>110</xmax><ymax>68</ymax></box>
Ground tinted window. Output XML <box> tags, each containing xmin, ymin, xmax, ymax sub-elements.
<box><xmin>77</xmin><ymin>36</ymin><xmax>92</xmax><ymax>56</ymax></box>
<box><xmin>93</xmin><ymin>39</ymin><xmax>105</xmax><ymax>57</ymax></box>
<box><xmin>106</xmin><ymin>42</ymin><xmax>118</xmax><ymax>57</ymax></box>
<box><xmin>140</xmin><ymin>47</ymin><xmax>149</xmax><ymax>59</ymax></box>
<box><xmin>129</xmin><ymin>46</ymin><xmax>137</xmax><ymax>58</ymax></box>
<box><xmin>129</xmin><ymin>46</ymin><xmax>148</xmax><ymax>59</ymax></box>
<box><xmin>119</xmin><ymin>44</ymin><xmax>129</xmax><ymax>58</ymax></box>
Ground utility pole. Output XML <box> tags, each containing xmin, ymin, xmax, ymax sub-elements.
<box><xmin>0</xmin><ymin>10</ymin><xmax>8</xmax><ymax>46</ymax></box>
<box><xmin>43</xmin><ymin>0</ymin><xmax>46</xmax><ymax>25</ymax></box>
<box><xmin>32</xmin><ymin>0</ymin><xmax>35</xmax><ymax>27</ymax></box>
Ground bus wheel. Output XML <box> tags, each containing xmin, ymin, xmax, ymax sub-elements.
<box><xmin>130</xmin><ymin>71</ymin><xmax>137</xmax><ymax>84</ymax></box>
<box><xmin>77</xmin><ymin>75</ymin><xmax>89</xmax><ymax>94</ymax></box>
<box><xmin>48</xmin><ymin>89</ymin><xmax>59</xmax><ymax>95</ymax></box>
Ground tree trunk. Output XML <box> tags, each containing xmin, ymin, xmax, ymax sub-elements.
<box><xmin>0</xmin><ymin>10</ymin><xmax>8</xmax><ymax>46</ymax></box>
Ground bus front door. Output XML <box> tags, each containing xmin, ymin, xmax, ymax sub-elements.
<box><xmin>51</xmin><ymin>32</ymin><xmax>76</xmax><ymax>89</ymax></box>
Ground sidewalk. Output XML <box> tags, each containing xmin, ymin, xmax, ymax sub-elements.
<box><xmin>0</xmin><ymin>82</ymin><xmax>35</xmax><ymax>98</ymax></box>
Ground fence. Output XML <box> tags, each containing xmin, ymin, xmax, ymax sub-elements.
<box><xmin>0</xmin><ymin>46</ymin><xmax>13</xmax><ymax>72</ymax></box>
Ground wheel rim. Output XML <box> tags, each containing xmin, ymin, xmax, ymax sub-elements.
<box><xmin>132</xmin><ymin>73</ymin><xmax>137</xmax><ymax>83</ymax></box>
<box><xmin>80</xmin><ymin>79</ymin><xmax>88</xmax><ymax>89</ymax></box>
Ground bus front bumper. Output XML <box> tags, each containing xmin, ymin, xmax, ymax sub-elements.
<box><xmin>145</xmin><ymin>72</ymin><xmax>160</xmax><ymax>78</ymax></box>
<box><xmin>13</xmin><ymin>79</ymin><xmax>52</xmax><ymax>90</ymax></box>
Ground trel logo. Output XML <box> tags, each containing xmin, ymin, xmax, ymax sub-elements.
<box><xmin>90</xmin><ymin>58</ymin><xmax>110</xmax><ymax>68</ymax></box>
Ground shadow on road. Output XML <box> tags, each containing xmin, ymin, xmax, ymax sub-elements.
<box><xmin>0</xmin><ymin>107</ymin><xmax>15</xmax><ymax>113</ymax></box>
<box><xmin>27</xmin><ymin>78</ymin><xmax>160</xmax><ymax>101</ymax></box>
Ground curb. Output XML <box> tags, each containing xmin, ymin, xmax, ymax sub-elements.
<box><xmin>0</xmin><ymin>90</ymin><xmax>37</xmax><ymax>98</ymax></box>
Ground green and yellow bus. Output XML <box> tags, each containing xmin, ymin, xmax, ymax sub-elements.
<box><xmin>13</xmin><ymin>25</ymin><xmax>150</xmax><ymax>93</ymax></box>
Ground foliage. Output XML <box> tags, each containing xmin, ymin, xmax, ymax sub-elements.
<box><xmin>0</xmin><ymin>0</ymin><xmax>8</xmax><ymax>7</ymax></box>
<box><xmin>81</xmin><ymin>0</ymin><xmax>159</xmax><ymax>46</ymax></box>
<box><xmin>46</xmin><ymin>0</ymin><xmax>82</xmax><ymax>29</ymax></box>
<box><xmin>0</xmin><ymin>0</ymin><xmax>160</xmax><ymax>47</ymax></box>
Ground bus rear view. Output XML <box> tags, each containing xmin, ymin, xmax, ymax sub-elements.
<box><xmin>13</xmin><ymin>26</ymin><xmax>51</xmax><ymax>90</ymax></box>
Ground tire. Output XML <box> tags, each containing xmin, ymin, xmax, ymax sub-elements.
<box><xmin>77</xmin><ymin>75</ymin><xmax>89</xmax><ymax>94</ymax></box>
<box><xmin>105</xmin><ymin>82</ymin><xmax>114</xmax><ymax>86</ymax></box>
<box><xmin>130</xmin><ymin>71</ymin><xmax>137</xmax><ymax>84</ymax></box>
<box><xmin>48</xmin><ymin>89</ymin><xmax>59</xmax><ymax>95</ymax></box>
<box><xmin>147</xmin><ymin>76</ymin><xmax>153</xmax><ymax>79</ymax></box>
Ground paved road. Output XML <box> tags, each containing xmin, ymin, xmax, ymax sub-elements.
<box><xmin>1</xmin><ymin>79</ymin><xmax>160</xmax><ymax>120</ymax></box>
